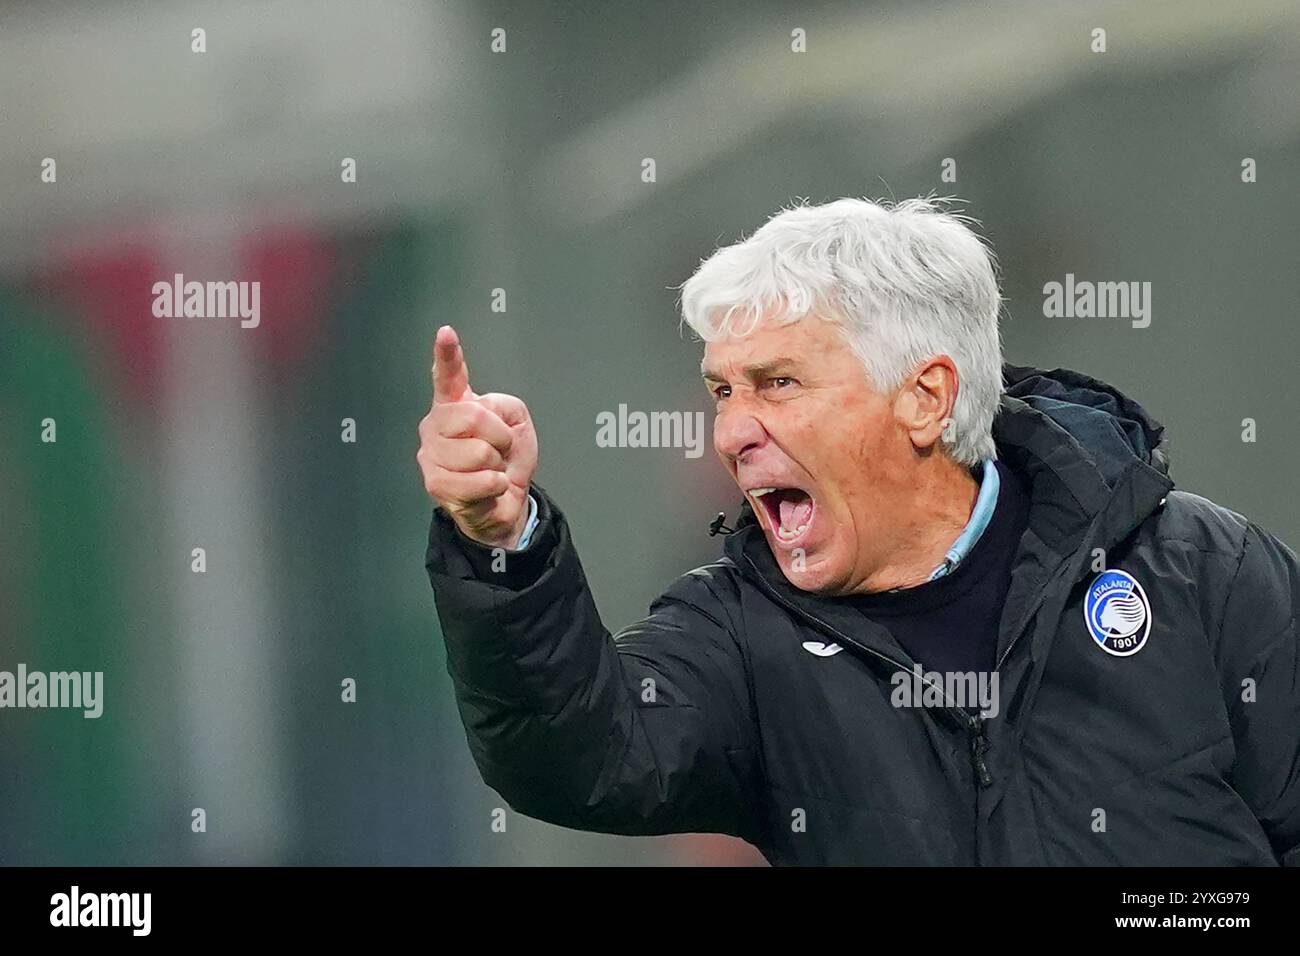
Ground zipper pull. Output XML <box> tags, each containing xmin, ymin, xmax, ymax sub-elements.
<box><xmin>969</xmin><ymin>720</ymin><xmax>993</xmax><ymax>788</ymax></box>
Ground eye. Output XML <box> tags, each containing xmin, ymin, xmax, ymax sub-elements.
<box><xmin>711</xmin><ymin>384</ymin><xmax>731</xmax><ymax>400</ymax></box>
<box><xmin>768</xmin><ymin>376</ymin><xmax>797</xmax><ymax>389</ymax></box>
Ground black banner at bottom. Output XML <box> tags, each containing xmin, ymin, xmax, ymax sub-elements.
<box><xmin>0</xmin><ymin>866</ymin><xmax>1291</xmax><ymax>941</ymax></box>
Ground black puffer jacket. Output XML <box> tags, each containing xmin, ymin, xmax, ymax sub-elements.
<box><xmin>425</xmin><ymin>365</ymin><xmax>1300</xmax><ymax>865</ymax></box>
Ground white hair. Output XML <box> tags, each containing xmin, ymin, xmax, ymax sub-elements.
<box><xmin>677</xmin><ymin>196</ymin><xmax>1004</xmax><ymax>466</ymax></box>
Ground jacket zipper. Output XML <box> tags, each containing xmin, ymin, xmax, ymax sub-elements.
<box><xmin>743</xmin><ymin>557</ymin><xmax>994</xmax><ymax>788</ymax></box>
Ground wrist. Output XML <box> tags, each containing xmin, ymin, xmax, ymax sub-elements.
<box><xmin>458</xmin><ymin>500</ymin><xmax>533</xmax><ymax>551</ymax></box>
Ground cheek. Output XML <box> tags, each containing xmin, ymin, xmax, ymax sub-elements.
<box><xmin>849</xmin><ymin>399</ymin><xmax>895</xmax><ymax>459</ymax></box>
<box><xmin>820</xmin><ymin>404</ymin><xmax>876</xmax><ymax>457</ymax></box>
<box><xmin>824</xmin><ymin>415</ymin><xmax>893</xmax><ymax>496</ymax></box>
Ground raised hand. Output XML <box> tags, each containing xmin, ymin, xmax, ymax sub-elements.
<box><xmin>417</xmin><ymin>326</ymin><xmax>539</xmax><ymax>548</ymax></box>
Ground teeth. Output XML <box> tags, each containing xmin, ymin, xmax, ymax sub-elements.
<box><xmin>746</xmin><ymin>486</ymin><xmax>810</xmax><ymax>540</ymax></box>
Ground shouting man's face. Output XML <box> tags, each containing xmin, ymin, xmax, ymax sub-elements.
<box><xmin>703</xmin><ymin>315</ymin><xmax>958</xmax><ymax>594</ymax></box>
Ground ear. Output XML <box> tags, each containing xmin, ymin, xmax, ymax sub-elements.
<box><xmin>893</xmin><ymin>356</ymin><xmax>959</xmax><ymax>451</ymax></box>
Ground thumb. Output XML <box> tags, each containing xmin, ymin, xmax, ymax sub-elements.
<box><xmin>432</xmin><ymin>325</ymin><xmax>475</xmax><ymax>404</ymax></box>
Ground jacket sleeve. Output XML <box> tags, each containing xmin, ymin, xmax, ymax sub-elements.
<box><xmin>1216</xmin><ymin>520</ymin><xmax>1300</xmax><ymax>865</ymax></box>
<box><xmin>425</xmin><ymin>485</ymin><xmax>762</xmax><ymax>843</ymax></box>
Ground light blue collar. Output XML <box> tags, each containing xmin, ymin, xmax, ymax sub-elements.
<box><xmin>927</xmin><ymin>458</ymin><xmax>1000</xmax><ymax>581</ymax></box>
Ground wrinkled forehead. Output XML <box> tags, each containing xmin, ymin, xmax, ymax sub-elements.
<box><xmin>699</xmin><ymin>313</ymin><xmax>855</xmax><ymax>379</ymax></box>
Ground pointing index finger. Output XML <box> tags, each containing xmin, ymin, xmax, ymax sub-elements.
<box><xmin>432</xmin><ymin>325</ymin><xmax>473</xmax><ymax>404</ymax></box>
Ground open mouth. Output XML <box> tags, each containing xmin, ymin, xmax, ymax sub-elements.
<box><xmin>749</xmin><ymin>486</ymin><xmax>816</xmax><ymax>546</ymax></box>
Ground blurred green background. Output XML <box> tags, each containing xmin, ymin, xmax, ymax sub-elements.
<box><xmin>2</xmin><ymin>0</ymin><xmax>1298</xmax><ymax>864</ymax></box>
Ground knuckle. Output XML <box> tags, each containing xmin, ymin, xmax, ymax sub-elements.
<box><xmin>466</xmin><ymin>402</ymin><xmax>497</xmax><ymax>432</ymax></box>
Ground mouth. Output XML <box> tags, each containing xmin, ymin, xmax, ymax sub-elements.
<box><xmin>748</xmin><ymin>485</ymin><xmax>816</xmax><ymax>548</ymax></box>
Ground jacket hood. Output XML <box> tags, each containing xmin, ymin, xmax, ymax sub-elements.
<box><xmin>723</xmin><ymin>363</ymin><xmax>1175</xmax><ymax>577</ymax></box>
<box><xmin>1000</xmin><ymin>363</ymin><xmax>1170</xmax><ymax>485</ymax></box>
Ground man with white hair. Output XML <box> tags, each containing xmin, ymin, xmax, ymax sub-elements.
<box><xmin>420</xmin><ymin>197</ymin><xmax>1300</xmax><ymax>865</ymax></box>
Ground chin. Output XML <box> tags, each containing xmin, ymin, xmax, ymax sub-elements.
<box><xmin>774</xmin><ymin>552</ymin><xmax>843</xmax><ymax>594</ymax></box>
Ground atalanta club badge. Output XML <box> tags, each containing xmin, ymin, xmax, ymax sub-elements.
<box><xmin>1084</xmin><ymin>569</ymin><xmax>1151</xmax><ymax>657</ymax></box>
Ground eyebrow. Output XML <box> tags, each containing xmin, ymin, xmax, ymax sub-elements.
<box><xmin>701</xmin><ymin>358</ymin><xmax>801</xmax><ymax>382</ymax></box>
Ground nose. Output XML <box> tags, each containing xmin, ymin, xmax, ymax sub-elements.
<box><xmin>714</xmin><ymin>403</ymin><xmax>768</xmax><ymax>463</ymax></box>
